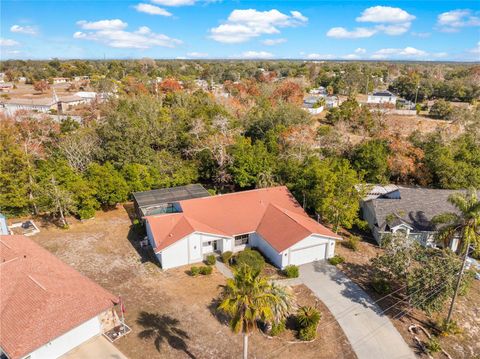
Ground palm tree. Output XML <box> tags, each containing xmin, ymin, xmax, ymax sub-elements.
<box><xmin>217</xmin><ymin>265</ymin><xmax>292</xmax><ymax>359</ymax></box>
<box><xmin>432</xmin><ymin>188</ymin><xmax>480</xmax><ymax>256</ymax></box>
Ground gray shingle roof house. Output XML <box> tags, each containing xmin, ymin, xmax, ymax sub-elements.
<box><xmin>360</xmin><ymin>186</ymin><xmax>474</xmax><ymax>251</ymax></box>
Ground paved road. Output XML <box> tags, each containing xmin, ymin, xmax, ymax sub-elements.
<box><xmin>299</xmin><ymin>262</ymin><xmax>416</xmax><ymax>359</ymax></box>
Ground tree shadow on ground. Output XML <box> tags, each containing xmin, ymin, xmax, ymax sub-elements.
<box><xmin>207</xmin><ymin>296</ymin><xmax>231</xmax><ymax>326</ymax></box>
<box><xmin>137</xmin><ymin>311</ymin><xmax>196</xmax><ymax>359</ymax></box>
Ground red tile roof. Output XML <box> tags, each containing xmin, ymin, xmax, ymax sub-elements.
<box><xmin>0</xmin><ymin>235</ymin><xmax>118</xmax><ymax>359</ymax></box>
<box><xmin>146</xmin><ymin>186</ymin><xmax>340</xmax><ymax>252</ymax></box>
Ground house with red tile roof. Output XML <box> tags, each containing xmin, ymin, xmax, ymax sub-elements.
<box><xmin>0</xmin><ymin>235</ymin><xmax>119</xmax><ymax>359</ymax></box>
<box><xmin>145</xmin><ymin>186</ymin><xmax>341</xmax><ymax>270</ymax></box>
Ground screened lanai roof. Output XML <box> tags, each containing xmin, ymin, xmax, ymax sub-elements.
<box><xmin>133</xmin><ymin>184</ymin><xmax>210</xmax><ymax>213</ymax></box>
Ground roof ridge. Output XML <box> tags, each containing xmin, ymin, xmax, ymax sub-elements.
<box><xmin>262</xmin><ymin>203</ymin><xmax>313</xmax><ymax>234</ymax></box>
<box><xmin>180</xmin><ymin>185</ymin><xmax>287</xmax><ymax>203</ymax></box>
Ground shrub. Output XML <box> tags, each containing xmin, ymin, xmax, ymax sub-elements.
<box><xmin>270</xmin><ymin>320</ymin><xmax>286</xmax><ymax>336</ymax></box>
<box><xmin>353</xmin><ymin>218</ymin><xmax>370</xmax><ymax>231</ymax></box>
<box><xmin>297</xmin><ymin>306</ymin><xmax>321</xmax><ymax>328</ymax></box>
<box><xmin>283</xmin><ymin>265</ymin><xmax>299</xmax><ymax>278</ymax></box>
<box><xmin>190</xmin><ymin>266</ymin><xmax>200</xmax><ymax>276</ymax></box>
<box><xmin>328</xmin><ymin>255</ymin><xmax>345</xmax><ymax>266</ymax></box>
<box><xmin>342</xmin><ymin>236</ymin><xmax>360</xmax><ymax>251</ymax></box>
<box><xmin>234</xmin><ymin>248</ymin><xmax>265</xmax><ymax>274</ymax></box>
<box><xmin>206</xmin><ymin>254</ymin><xmax>216</xmax><ymax>266</ymax></box>
<box><xmin>425</xmin><ymin>336</ymin><xmax>441</xmax><ymax>354</ymax></box>
<box><xmin>221</xmin><ymin>251</ymin><xmax>233</xmax><ymax>264</ymax></box>
<box><xmin>199</xmin><ymin>265</ymin><xmax>213</xmax><ymax>275</ymax></box>
<box><xmin>299</xmin><ymin>324</ymin><xmax>317</xmax><ymax>341</ymax></box>
<box><xmin>371</xmin><ymin>277</ymin><xmax>392</xmax><ymax>294</ymax></box>
<box><xmin>438</xmin><ymin>319</ymin><xmax>462</xmax><ymax>336</ymax></box>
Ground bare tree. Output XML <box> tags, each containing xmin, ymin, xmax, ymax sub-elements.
<box><xmin>58</xmin><ymin>128</ymin><xmax>100</xmax><ymax>172</ymax></box>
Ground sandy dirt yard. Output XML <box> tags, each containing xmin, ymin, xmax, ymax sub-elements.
<box><xmin>31</xmin><ymin>206</ymin><xmax>355</xmax><ymax>359</ymax></box>
<box><xmin>336</xmin><ymin>238</ymin><xmax>480</xmax><ymax>359</ymax></box>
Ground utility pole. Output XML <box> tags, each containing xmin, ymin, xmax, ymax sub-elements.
<box><xmin>446</xmin><ymin>245</ymin><xmax>471</xmax><ymax>324</ymax></box>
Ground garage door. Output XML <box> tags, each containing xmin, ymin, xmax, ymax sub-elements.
<box><xmin>289</xmin><ymin>244</ymin><xmax>326</xmax><ymax>266</ymax></box>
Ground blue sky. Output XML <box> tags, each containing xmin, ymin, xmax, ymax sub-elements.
<box><xmin>1</xmin><ymin>0</ymin><xmax>479</xmax><ymax>61</ymax></box>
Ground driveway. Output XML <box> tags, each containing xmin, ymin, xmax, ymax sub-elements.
<box><xmin>61</xmin><ymin>335</ymin><xmax>128</xmax><ymax>359</ymax></box>
<box><xmin>299</xmin><ymin>262</ymin><xmax>416</xmax><ymax>359</ymax></box>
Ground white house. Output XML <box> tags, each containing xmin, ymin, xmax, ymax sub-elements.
<box><xmin>302</xmin><ymin>96</ymin><xmax>324</xmax><ymax>115</ymax></box>
<box><xmin>0</xmin><ymin>235</ymin><xmax>120</xmax><ymax>359</ymax></box>
<box><xmin>52</xmin><ymin>77</ymin><xmax>70</xmax><ymax>84</ymax></box>
<box><xmin>145</xmin><ymin>186</ymin><xmax>341</xmax><ymax>270</ymax></box>
<box><xmin>1</xmin><ymin>97</ymin><xmax>57</xmax><ymax>116</ymax></box>
<box><xmin>367</xmin><ymin>90</ymin><xmax>397</xmax><ymax>105</ymax></box>
<box><xmin>74</xmin><ymin>91</ymin><xmax>97</xmax><ymax>102</ymax></box>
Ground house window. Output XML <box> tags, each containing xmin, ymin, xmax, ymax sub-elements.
<box><xmin>203</xmin><ymin>241</ymin><xmax>212</xmax><ymax>247</ymax></box>
<box><xmin>234</xmin><ymin>234</ymin><xmax>249</xmax><ymax>246</ymax></box>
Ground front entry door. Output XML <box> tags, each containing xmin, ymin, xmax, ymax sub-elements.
<box><xmin>212</xmin><ymin>240</ymin><xmax>218</xmax><ymax>251</ymax></box>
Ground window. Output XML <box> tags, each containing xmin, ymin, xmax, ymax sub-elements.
<box><xmin>203</xmin><ymin>241</ymin><xmax>212</xmax><ymax>247</ymax></box>
<box><xmin>234</xmin><ymin>234</ymin><xmax>249</xmax><ymax>246</ymax></box>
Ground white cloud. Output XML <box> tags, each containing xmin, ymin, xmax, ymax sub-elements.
<box><xmin>134</xmin><ymin>3</ymin><xmax>172</xmax><ymax>16</ymax></box>
<box><xmin>354</xmin><ymin>47</ymin><xmax>366</xmax><ymax>54</ymax></box>
<box><xmin>342</xmin><ymin>54</ymin><xmax>360</xmax><ymax>60</ymax></box>
<box><xmin>470</xmin><ymin>41</ymin><xmax>480</xmax><ymax>55</ymax></box>
<box><xmin>262</xmin><ymin>38</ymin><xmax>287</xmax><ymax>45</ymax></box>
<box><xmin>371</xmin><ymin>47</ymin><xmax>428</xmax><ymax>59</ymax></box>
<box><xmin>0</xmin><ymin>38</ymin><xmax>19</xmax><ymax>46</ymax></box>
<box><xmin>411</xmin><ymin>31</ymin><xmax>431</xmax><ymax>38</ymax></box>
<box><xmin>151</xmin><ymin>0</ymin><xmax>195</xmax><ymax>6</ymax></box>
<box><xmin>327</xmin><ymin>27</ymin><xmax>376</xmax><ymax>39</ymax></box>
<box><xmin>210</xmin><ymin>9</ymin><xmax>307</xmax><ymax>43</ymax></box>
<box><xmin>236</xmin><ymin>51</ymin><xmax>274</xmax><ymax>59</ymax></box>
<box><xmin>437</xmin><ymin>9</ymin><xmax>480</xmax><ymax>32</ymax></box>
<box><xmin>73</xmin><ymin>20</ymin><xmax>182</xmax><ymax>49</ymax></box>
<box><xmin>356</xmin><ymin>6</ymin><xmax>415</xmax><ymax>23</ymax></box>
<box><xmin>305</xmin><ymin>53</ymin><xmax>335</xmax><ymax>60</ymax></box>
<box><xmin>187</xmin><ymin>52</ymin><xmax>208</xmax><ymax>57</ymax></box>
<box><xmin>77</xmin><ymin>19</ymin><xmax>127</xmax><ymax>31</ymax></box>
<box><xmin>328</xmin><ymin>6</ymin><xmax>414</xmax><ymax>39</ymax></box>
<box><xmin>10</xmin><ymin>25</ymin><xmax>37</xmax><ymax>35</ymax></box>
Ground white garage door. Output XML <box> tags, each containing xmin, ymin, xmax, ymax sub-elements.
<box><xmin>289</xmin><ymin>244</ymin><xmax>326</xmax><ymax>266</ymax></box>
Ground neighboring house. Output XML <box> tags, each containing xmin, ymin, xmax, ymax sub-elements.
<box><xmin>302</xmin><ymin>96</ymin><xmax>324</xmax><ymax>114</ymax></box>
<box><xmin>367</xmin><ymin>90</ymin><xmax>397</xmax><ymax>105</ymax></box>
<box><xmin>133</xmin><ymin>184</ymin><xmax>211</xmax><ymax>219</ymax></box>
<box><xmin>0</xmin><ymin>235</ymin><xmax>119</xmax><ymax>359</ymax></box>
<box><xmin>145</xmin><ymin>186</ymin><xmax>341</xmax><ymax>270</ymax></box>
<box><xmin>74</xmin><ymin>91</ymin><xmax>97</xmax><ymax>103</ymax></box>
<box><xmin>73</xmin><ymin>76</ymin><xmax>90</xmax><ymax>82</ymax></box>
<box><xmin>360</xmin><ymin>185</ymin><xmax>472</xmax><ymax>251</ymax></box>
<box><xmin>58</xmin><ymin>95</ymin><xmax>87</xmax><ymax>112</ymax></box>
<box><xmin>0</xmin><ymin>97</ymin><xmax>57</xmax><ymax>116</ymax></box>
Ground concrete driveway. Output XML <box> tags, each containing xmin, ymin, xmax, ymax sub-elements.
<box><xmin>299</xmin><ymin>262</ymin><xmax>415</xmax><ymax>359</ymax></box>
<box><xmin>61</xmin><ymin>335</ymin><xmax>128</xmax><ymax>359</ymax></box>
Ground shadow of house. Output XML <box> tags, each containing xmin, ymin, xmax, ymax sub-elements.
<box><xmin>127</xmin><ymin>224</ymin><xmax>160</xmax><ymax>266</ymax></box>
<box><xmin>137</xmin><ymin>311</ymin><xmax>196</xmax><ymax>359</ymax></box>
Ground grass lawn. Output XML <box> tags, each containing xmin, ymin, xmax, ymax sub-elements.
<box><xmin>30</xmin><ymin>205</ymin><xmax>356</xmax><ymax>359</ymax></box>
<box><xmin>336</xmin><ymin>235</ymin><xmax>480</xmax><ymax>359</ymax></box>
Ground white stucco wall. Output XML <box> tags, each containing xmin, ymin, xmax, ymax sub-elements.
<box><xmin>23</xmin><ymin>316</ymin><xmax>102</xmax><ymax>359</ymax></box>
<box><xmin>285</xmin><ymin>234</ymin><xmax>336</xmax><ymax>267</ymax></box>
<box><xmin>249</xmin><ymin>233</ymin><xmax>284</xmax><ymax>268</ymax></box>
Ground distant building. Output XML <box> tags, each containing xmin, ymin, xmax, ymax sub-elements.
<box><xmin>0</xmin><ymin>83</ymin><xmax>13</xmax><ymax>92</ymax></box>
<box><xmin>1</xmin><ymin>97</ymin><xmax>57</xmax><ymax>115</ymax></box>
<box><xmin>303</xmin><ymin>96</ymin><xmax>324</xmax><ymax>114</ymax></box>
<box><xmin>0</xmin><ymin>235</ymin><xmax>120</xmax><ymax>359</ymax></box>
<box><xmin>325</xmin><ymin>96</ymin><xmax>339</xmax><ymax>108</ymax></box>
<box><xmin>73</xmin><ymin>75</ymin><xmax>90</xmax><ymax>82</ymax></box>
<box><xmin>309</xmin><ymin>86</ymin><xmax>327</xmax><ymax>95</ymax></box>
<box><xmin>367</xmin><ymin>90</ymin><xmax>397</xmax><ymax>105</ymax></box>
<box><xmin>74</xmin><ymin>91</ymin><xmax>97</xmax><ymax>102</ymax></box>
<box><xmin>52</xmin><ymin>77</ymin><xmax>70</xmax><ymax>84</ymax></box>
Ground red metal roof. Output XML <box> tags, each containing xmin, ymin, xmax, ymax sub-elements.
<box><xmin>0</xmin><ymin>235</ymin><xmax>118</xmax><ymax>359</ymax></box>
<box><xmin>146</xmin><ymin>186</ymin><xmax>341</xmax><ymax>252</ymax></box>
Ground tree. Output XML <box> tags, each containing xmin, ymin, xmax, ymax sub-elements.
<box><xmin>33</xmin><ymin>80</ymin><xmax>50</xmax><ymax>93</ymax></box>
<box><xmin>218</xmin><ymin>265</ymin><xmax>291</xmax><ymax>359</ymax></box>
<box><xmin>37</xmin><ymin>175</ymin><xmax>75</xmax><ymax>227</ymax></box>
<box><xmin>228</xmin><ymin>137</ymin><xmax>273</xmax><ymax>188</ymax></box>
<box><xmin>429</xmin><ymin>99</ymin><xmax>453</xmax><ymax>120</ymax></box>
<box><xmin>432</xmin><ymin>188</ymin><xmax>480</xmax><ymax>257</ymax></box>
<box><xmin>351</xmin><ymin>139</ymin><xmax>390</xmax><ymax>183</ymax></box>
<box><xmin>86</xmin><ymin>162</ymin><xmax>129</xmax><ymax>207</ymax></box>
<box><xmin>302</xmin><ymin>158</ymin><xmax>363</xmax><ymax>232</ymax></box>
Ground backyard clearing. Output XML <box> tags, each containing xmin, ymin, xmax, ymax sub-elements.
<box><xmin>336</xmin><ymin>238</ymin><xmax>480</xmax><ymax>359</ymax></box>
<box><xmin>31</xmin><ymin>205</ymin><xmax>355</xmax><ymax>359</ymax></box>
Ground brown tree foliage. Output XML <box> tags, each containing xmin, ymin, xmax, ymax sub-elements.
<box><xmin>33</xmin><ymin>80</ymin><xmax>50</xmax><ymax>93</ymax></box>
<box><xmin>271</xmin><ymin>80</ymin><xmax>303</xmax><ymax>105</ymax></box>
